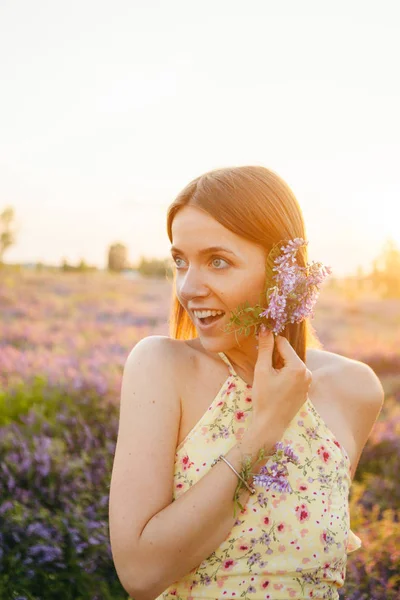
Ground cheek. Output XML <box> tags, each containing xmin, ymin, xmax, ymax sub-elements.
<box><xmin>234</xmin><ymin>277</ymin><xmax>265</xmax><ymax>300</ymax></box>
<box><xmin>224</xmin><ymin>288</ymin><xmax>264</xmax><ymax>313</ymax></box>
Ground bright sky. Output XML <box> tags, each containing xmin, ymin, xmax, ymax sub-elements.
<box><xmin>1</xmin><ymin>0</ymin><xmax>399</xmax><ymax>277</ymax></box>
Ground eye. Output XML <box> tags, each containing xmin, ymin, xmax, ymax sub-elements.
<box><xmin>171</xmin><ymin>256</ymin><xmax>230</xmax><ymax>270</ymax></box>
<box><xmin>211</xmin><ymin>257</ymin><xmax>229</xmax><ymax>269</ymax></box>
<box><xmin>172</xmin><ymin>256</ymin><xmax>185</xmax><ymax>268</ymax></box>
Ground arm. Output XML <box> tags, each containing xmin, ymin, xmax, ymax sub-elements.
<box><xmin>108</xmin><ymin>336</ymin><xmax>283</xmax><ymax>600</ymax></box>
<box><xmin>109</xmin><ymin>335</ymin><xmax>181</xmax><ymax>597</ymax></box>
<box><xmin>333</xmin><ymin>359</ymin><xmax>384</xmax><ymax>481</ymax></box>
<box><xmin>136</xmin><ymin>418</ymin><xmax>279</xmax><ymax>600</ymax></box>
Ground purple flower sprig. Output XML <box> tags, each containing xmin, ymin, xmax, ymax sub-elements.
<box><xmin>223</xmin><ymin>237</ymin><xmax>332</xmax><ymax>339</ymax></box>
<box><xmin>231</xmin><ymin>442</ymin><xmax>300</xmax><ymax>517</ymax></box>
<box><xmin>252</xmin><ymin>442</ymin><xmax>300</xmax><ymax>494</ymax></box>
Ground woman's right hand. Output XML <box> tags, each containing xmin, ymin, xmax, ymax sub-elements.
<box><xmin>250</xmin><ymin>326</ymin><xmax>313</xmax><ymax>433</ymax></box>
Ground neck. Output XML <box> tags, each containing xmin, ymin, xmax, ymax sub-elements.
<box><xmin>223</xmin><ymin>338</ymin><xmax>259</xmax><ymax>386</ymax></box>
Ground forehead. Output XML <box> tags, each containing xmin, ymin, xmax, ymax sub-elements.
<box><xmin>171</xmin><ymin>205</ymin><xmax>241</xmax><ymax>250</ymax></box>
<box><xmin>172</xmin><ymin>205</ymin><xmax>227</xmax><ymax>234</ymax></box>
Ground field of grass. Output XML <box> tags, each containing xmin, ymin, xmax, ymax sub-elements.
<box><xmin>1</xmin><ymin>269</ymin><xmax>399</xmax><ymax>599</ymax></box>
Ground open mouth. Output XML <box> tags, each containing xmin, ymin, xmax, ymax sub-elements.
<box><xmin>195</xmin><ymin>312</ymin><xmax>226</xmax><ymax>327</ymax></box>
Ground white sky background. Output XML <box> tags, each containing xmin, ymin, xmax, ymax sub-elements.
<box><xmin>1</xmin><ymin>0</ymin><xmax>399</xmax><ymax>277</ymax></box>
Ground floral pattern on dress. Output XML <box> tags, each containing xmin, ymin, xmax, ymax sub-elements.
<box><xmin>156</xmin><ymin>353</ymin><xmax>362</xmax><ymax>600</ymax></box>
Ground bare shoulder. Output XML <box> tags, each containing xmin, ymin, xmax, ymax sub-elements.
<box><xmin>310</xmin><ymin>347</ymin><xmax>384</xmax><ymax>404</ymax></box>
<box><xmin>124</xmin><ymin>334</ymin><xmax>191</xmax><ymax>400</ymax></box>
<box><xmin>309</xmin><ymin>348</ymin><xmax>384</xmax><ymax>479</ymax></box>
<box><xmin>127</xmin><ymin>334</ymin><xmax>178</xmax><ymax>356</ymax></box>
<box><xmin>125</xmin><ymin>335</ymin><xmax>181</xmax><ymax>378</ymax></box>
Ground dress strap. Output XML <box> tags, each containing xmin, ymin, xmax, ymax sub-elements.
<box><xmin>217</xmin><ymin>352</ymin><xmax>237</xmax><ymax>377</ymax></box>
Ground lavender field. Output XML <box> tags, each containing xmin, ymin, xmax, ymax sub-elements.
<box><xmin>1</xmin><ymin>269</ymin><xmax>399</xmax><ymax>599</ymax></box>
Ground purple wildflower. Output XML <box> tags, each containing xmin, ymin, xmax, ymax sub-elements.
<box><xmin>259</xmin><ymin>238</ymin><xmax>332</xmax><ymax>335</ymax></box>
<box><xmin>253</xmin><ymin>472</ymin><xmax>293</xmax><ymax>493</ymax></box>
<box><xmin>252</xmin><ymin>442</ymin><xmax>299</xmax><ymax>493</ymax></box>
<box><xmin>224</xmin><ymin>237</ymin><xmax>331</xmax><ymax>339</ymax></box>
<box><xmin>27</xmin><ymin>544</ymin><xmax>63</xmax><ymax>564</ymax></box>
<box><xmin>274</xmin><ymin>441</ymin><xmax>300</xmax><ymax>464</ymax></box>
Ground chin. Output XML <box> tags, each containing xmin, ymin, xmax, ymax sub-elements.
<box><xmin>198</xmin><ymin>333</ymin><xmax>237</xmax><ymax>351</ymax></box>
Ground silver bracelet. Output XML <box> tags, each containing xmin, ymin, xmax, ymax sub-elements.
<box><xmin>211</xmin><ymin>454</ymin><xmax>256</xmax><ymax>495</ymax></box>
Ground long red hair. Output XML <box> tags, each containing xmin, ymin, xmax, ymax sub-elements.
<box><xmin>166</xmin><ymin>165</ymin><xmax>322</xmax><ymax>366</ymax></box>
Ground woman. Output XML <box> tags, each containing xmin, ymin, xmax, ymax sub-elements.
<box><xmin>109</xmin><ymin>166</ymin><xmax>384</xmax><ymax>600</ymax></box>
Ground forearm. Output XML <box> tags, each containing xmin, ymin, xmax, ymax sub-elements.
<box><xmin>134</xmin><ymin>420</ymin><xmax>284</xmax><ymax>599</ymax></box>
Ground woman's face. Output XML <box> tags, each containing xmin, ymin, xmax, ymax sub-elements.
<box><xmin>170</xmin><ymin>205</ymin><xmax>267</xmax><ymax>352</ymax></box>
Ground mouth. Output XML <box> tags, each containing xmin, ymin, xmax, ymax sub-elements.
<box><xmin>193</xmin><ymin>312</ymin><xmax>226</xmax><ymax>330</ymax></box>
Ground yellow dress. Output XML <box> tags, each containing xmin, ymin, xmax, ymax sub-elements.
<box><xmin>156</xmin><ymin>352</ymin><xmax>362</xmax><ymax>600</ymax></box>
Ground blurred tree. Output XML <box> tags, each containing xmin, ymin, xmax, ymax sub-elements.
<box><xmin>107</xmin><ymin>243</ymin><xmax>129</xmax><ymax>272</ymax></box>
<box><xmin>77</xmin><ymin>258</ymin><xmax>88</xmax><ymax>272</ymax></box>
<box><xmin>61</xmin><ymin>257</ymin><xmax>70</xmax><ymax>272</ymax></box>
<box><xmin>0</xmin><ymin>206</ymin><xmax>17</xmax><ymax>264</ymax></box>
<box><xmin>356</xmin><ymin>265</ymin><xmax>366</xmax><ymax>292</ymax></box>
<box><xmin>369</xmin><ymin>238</ymin><xmax>400</xmax><ymax>298</ymax></box>
<box><xmin>60</xmin><ymin>257</ymin><xmax>97</xmax><ymax>272</ymax></box>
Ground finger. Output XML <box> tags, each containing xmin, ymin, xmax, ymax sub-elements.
<box><xmin>255</xmin><ymin>325</ymin><xmax>274</xmax><ymax>368</ymax></box>
<box><xmin>274</xmin><ymin>335</ymin><xmax>305</xmax><ymax>368</ymax></box>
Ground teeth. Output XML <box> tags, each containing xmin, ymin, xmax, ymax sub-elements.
<box><xmin>194</xmin><ymin>309</ymin><xmax>225</xmax><ymax>318</ymax></box>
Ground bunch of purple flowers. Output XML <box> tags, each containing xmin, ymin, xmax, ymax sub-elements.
<box><xmin>252</xmin><ymin>442</ymin><xmax>300</xmax><ymax>494</ymax></box>
<box><xmin>223</xmin><ymin>237</ymin><xmax>332</xmax><ymax>339</ymax></box>
<box><xmin>260</xmin><ymin>238</ymin><xmax>332</xmax><ymax>335</ymax></box>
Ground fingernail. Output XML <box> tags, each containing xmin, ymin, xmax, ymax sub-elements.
<box><xmin>260</xmin><ymin>323</ymin><xmax>267</xmax><ymax>334</ymax></box>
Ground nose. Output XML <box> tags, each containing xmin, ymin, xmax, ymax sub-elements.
<box><xmin>178</xmin><ymin>268</ymin><xmax>211</xmax><ymax>303</ymax></box>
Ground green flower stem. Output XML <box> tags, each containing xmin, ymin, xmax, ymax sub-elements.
<box><xmin>232</xmin><ymin>447</ymin><xmax>267</xmax><ymax>518</ymax></box>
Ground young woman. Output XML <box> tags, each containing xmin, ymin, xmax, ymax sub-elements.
<box><xmin>109</xmin><ymin>166</ymin><xmax>384</xmax><ymax>600</ymax></box>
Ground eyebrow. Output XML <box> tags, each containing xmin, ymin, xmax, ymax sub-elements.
<box><xmin>170</xmin><ymin>245</ymin><xmax>237</xmax><ymax>257</ymax></box>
